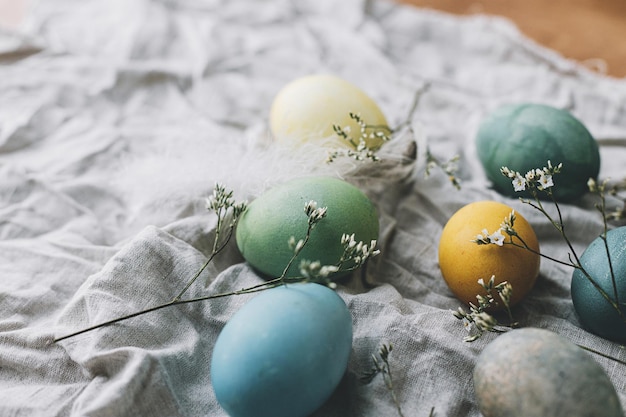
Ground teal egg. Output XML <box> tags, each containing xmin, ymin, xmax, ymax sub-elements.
<box><xmin>211</xmin><ymin>283</ymin><xmax>353</xmax><ymax>417</ymax></box>
<box><xmin>235</xmin><ymin>176</ymin><xmax>379</xmax><ymax>279</ymax></box>
<box><xmin>474</xmin><ymin>328</ymin><xmax>623</xmax><ymax>417</ymax></box>
<box><xmin>476</xmin><ymin>103</ymin><xmax>600</xmax><ymax>201</ymax></box>
<box><xmin>571</xmin><ymin>226</ymin><xmax>626</xmax><ymax>344</ymax></box>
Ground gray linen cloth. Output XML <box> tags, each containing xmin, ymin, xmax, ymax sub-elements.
<box><xmin>1</xmin><ymin>0</ymin><xmax>625</xmax><ymax>416</ymax></box>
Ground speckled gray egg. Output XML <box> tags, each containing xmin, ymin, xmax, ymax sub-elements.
<box><xmin>473</xmin><ymin>328</ymin><xmax>623</xmax><ymax>417</ymax></box>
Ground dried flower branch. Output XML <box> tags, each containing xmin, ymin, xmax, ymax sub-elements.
<box><xmin>327</xmin><ymin>107</ymin><xmax>462</xmax><ymax>191</ymax></box>
<box><xmin>173</xmin><ymin>184</ymin><xmax>248</xmax><ymax>302</ymax></box>
<box><xmin>361</xmin><ymin>343</ymin><xmax>406</xmax><ymax>417</ymax></box>
<box><xmin>297</xmin><ymin>233</ymin><xmax>379</xmax><ymax>289</ymax></box>
<box><xmin>452</xmin><ymin>276</ymin><xmax>517</xmax><ymax>342</ymax></box>
<box><xmin>327</xmin><ymin>112</ymin><xmax>392</xmax><ymax>163</ymax></box>
<box><xmin>53</xmin><ymin>188</ymin><xmax>379</xmax><ymax>342</ymax></box>
<box><xmin>481</xmin><ymin>162</ymin><xmax>626</xmax><ymax>326</ymax></box>
<box><xmin>425</xmin><ymin>149</ymin><xmax>461</xmax><ymax>190</ymax></box>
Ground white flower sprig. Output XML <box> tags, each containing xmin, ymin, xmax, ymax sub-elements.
<box><xmin>452</xmin><ymin>276</ymin><xmax>516</xmax><ymax>342</ymax></box>
<box><xmin>425</xmin><ymin>150</ymin><xmax>461</xmax><ymax>190</ymax></box>
<box><xmin>472</xmin><ymin>210</ymin><xmax>516</xmax><ymax>248</ymax></box>
<box><xmin>294</xmin><ymin>233</ymin><xmax>379</xmax><ymax>289</ymax></box>
<box><xmin>501</xmin><ymin>160</ymin><xmax>561</xmax><ymax>193</ymax></box>
<box><xmin>362</xmin><ymin>343</ymin><xmax>415</xmax><ymax>417</ymax></box>
<box><xmin>173</xmin><ymin>184</ymin><xmax>248</xmax><ymax>301</ymax></box>
<box><xmin>339</xmin><ymin>233</ymin><xmax>380</xmax><ymax>268</ymax></box>
<box><xmin>328</xmin><ymin>112</ymin><xmax>392</xmax><ymax>163</ymax></box>
<box><xmin>328</xmin><ymin>111</ymin><xmax>462</xmax><ymax>191</ymax></box>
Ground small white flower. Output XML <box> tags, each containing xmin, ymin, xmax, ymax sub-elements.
<box><xmin>489</xmin><ymin>229</ymin><xmax>505</xmax><ymax>246</ymax></box>
<box><xmin>501</xmin><ymin>167</ymin><xmax>515</xmax><ymax>178</ymax></box>
<box><xmin>500</xmin><ymin>210</ymin><xmax>516</xmax><ymax>236</ymax></box>
<box><xmin>474</xmin><ymin>312</ymin><xmax>498</xmax><ymax>331</ymax></box>
<box><xmin>304</xmin><ymin>200</ymin><xmax>318</xmax><ymax>216</ymax></box>
<box><xmin>587</xmin><ymin>178</ymin><xmax>597</xmax><ymax>192</ymax></box>
<box><xmin>452</xmin><ymin>307</ymin><xmax>466</xmax><ymax>320</ymax></box>
<box><xmin>537</xmin><ymin>173</ymin><xmax>554</xmax><ymax>190</ymax></box>
<box><xmin>512</xmin><ymin>173</ymin><xmax>527</xmax><ymax>192</ymax></box>
<box><xmin>474</xmin><ymin>229</ymin><xmax>492</xmax><ymax>244</ymax></box>
<box><xmin>319</xmin><ymin>265</ymin><xmax>339</xmax><ymax>277</ymax></box>
<box><xmin>524</xmin><ymin>170</ymin><xmax>536</xmax><ymax>182</ymax></box>
<box><xmin>462</xmin><ymin>318</ymin><xmax>474</xmax><ymax>332</ymax></box>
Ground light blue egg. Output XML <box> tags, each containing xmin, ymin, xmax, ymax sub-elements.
<box><xmin>211</xmin><ymin>282</ymin><xmax>352</xmax><ymax>417</ymax></box>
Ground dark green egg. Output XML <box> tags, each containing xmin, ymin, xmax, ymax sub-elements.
<box><xmin>475</xmin><ymin>103</ymin><xmax>600</xmax><ymax>201</ymax></box>
<box><xmin>571</xmin><ymin>226</ymin><xmax>626</xmax><ymax>344</ymax></box>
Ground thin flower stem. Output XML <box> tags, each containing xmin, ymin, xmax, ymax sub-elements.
<box><xmin>547</xmin><ymin>193</ymin><xmax>626</xmax><ymax>323</ymax></box>
<box><xmin>505</xmin><ymin>237</ymin><xmax>574</xmax><ymax>268</ymax></box>
<box><xmin>54</xmin><ymin>201</ymin><xmax>375</xmax><ymax>343</ymax></box>
<box><xmin>577</xmin><ymin>344</ymin><xmax>626</xmax><ymax>367</ymax></box>
<box><xmin>598</xmin><ymin>189</ymin><xmax>620</xmax><ymax>307</ymax></box>
<box><xmin>385</xmin><ymin>373</ymin><xmax>404</xmax><ymax>417</ymax></box>
<box><xmin>520</xmin><ymin>190</ymin><xmax>623</xmax><ymax>323</ymax></box>
<box><xmin>511</xmin><ymin>234</ymin><xmax>625</xmax><ymax>323</ymax></box>
<box><xmin>279</xmin><ymin>226</ymin><xmax>314</xmax><ymax>284</ymax></box>
<box><xmin>212</xmin><ymin>207</ymin><xmax>223</xmax><ymax>254</ymax></box>
<box><xmin>52</xmin><ymin>253</ymin><xmax>370</xmax><ymax>344</ymax></box>
<box><xmin>504</xmin><ymin>305</ymin><xmax>516</xmax><ymax>327</ymax></box>
<box><xmin>52</xmin><ymin>278</ymin><xmax>285</xmax><ymax>343</ymax></box>
<box><xmin>172</xmin><ymin>223</ymin><xmax>236</xmax><ymax>302</ymax></box>
<box><xmin>366</xmin><ymin>344</ymin><xmax>406</xmax><ymax>417</ymax></box>
<box><xmin>394</xmin><ymin>83</ymin><xmax>430</xmax><ymax>131</ymax></box>
<box><xmin>548</xmin><ymin>192</ymin><xmax>583</xmax><ymax>268</ymax></box>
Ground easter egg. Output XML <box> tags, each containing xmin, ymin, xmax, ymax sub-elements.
<box><xmin>236</xmin><ymin>176</ymin><xmax>379</xmax><ymax>279</ymax></box>
<box><xmin>269</xmin><ymin>74</ymin><xmax>389</xmax><ymax>149</ymax></box>
<box><xmin>473</xmin><ymin>328</ymin><xmax>624</xmax><ymax>417</ymax></box>
<box><xmin>211</xmin><ymin>282</ymin><xmax>353</xmax><ymax>417</ymax></box>
<box><xmin>438</xmin><ymin>201</ymin><xmax>540</xmax><ymax>308</ymax></box>
<box><xmin>476</xmin><ymin>103</ymin><xmax>600</xmax><ymax>201</ymax></box>
<box><xmin>571</xmin><ymin>226</ymin><xmax>626</xmax><ymax>344</ymax></box>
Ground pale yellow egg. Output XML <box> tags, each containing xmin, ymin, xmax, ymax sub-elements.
<box><xmin>269</xmin><ymin>74</ymin><xmax>389</xmax><ymax>149</ymax></box>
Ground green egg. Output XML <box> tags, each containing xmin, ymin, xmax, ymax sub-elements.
<box><xmin>476</xmin><ymin>103</ymin><xmax>600</xmax><ymax>201</ymax></box>
<box><xmin>571</xmin><ymin>226</ymin><xmax>626</xmax><ymax>344</ymax></box>
<box><xmin>474</xmin><ymin>328</ymin><xmax>623</xmax><ymax>417</ymax></box>
<box><xmin>235</xmin><ymin>176</ymin><xmax>379</xmax><ymax>279</ymax></box>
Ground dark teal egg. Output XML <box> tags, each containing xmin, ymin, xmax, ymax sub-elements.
<box><xmin>571</xmin><ymin>226</ymin><xmax>626</xmax><ymax>344</ymax></box>
<box><xmin>475</xmin><ymin>103</ymin><xmax>600</xmax><ymax>201</ymax></box>
<box><xmin>211</xmin><ymin>283</ymin><xmax>352</xmax><ymax>417</ymax></box>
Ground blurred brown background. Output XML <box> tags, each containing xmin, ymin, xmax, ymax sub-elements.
<box><xmin>1</xmin><ymin>0</ymin><xmax>626</xmax><ymax>78</ymax></box>
<box><xmin>399</xmin><ymin>0</ymin><xmax>626</xmax><ymax>78</ymax></box>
